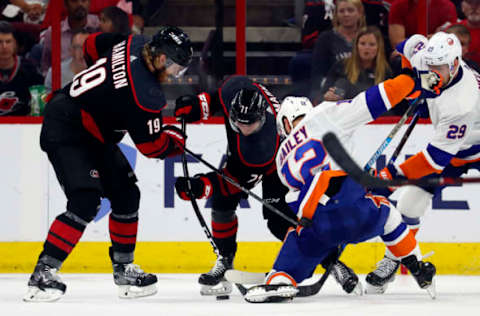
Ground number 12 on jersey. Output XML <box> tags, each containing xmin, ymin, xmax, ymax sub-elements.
<box><xmin>280</xmin><ymin>139</ymin><xmax>328</xmax><ymax>190</ymax></box>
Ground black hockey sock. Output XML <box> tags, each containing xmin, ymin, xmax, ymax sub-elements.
<box><xmin>212</xmin><ymin>217</ymin><xmax>238</xmax><ymax>256</ymax></box>
<box><xmin>109</xmin><ymin>212</ymin><xmax>138</xmax><ymax>262</ymax></box>
<box><xmin>42</xmin><ymin>212</ymin><xmax>87</xmax><ymax>265</ymax></box>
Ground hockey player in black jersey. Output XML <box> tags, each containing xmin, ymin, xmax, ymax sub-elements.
<box><xmin>23</xmin><ymin>26</ymin><xmax>193</xmax><ymax>302</ymax></box>
<box><xmin>174</xmin><ymin>75</ymin><xmax>361</xmax><ymax>296</ymax></box>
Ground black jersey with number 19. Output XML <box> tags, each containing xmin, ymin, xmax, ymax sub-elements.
<box><xmin>41</xmin><ymin>32</ymin><xmax>175</xmax><ymax>159</ymax></box>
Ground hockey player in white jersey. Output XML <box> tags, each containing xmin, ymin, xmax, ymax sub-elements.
<box><xmin>243</xmin><ymin>68</ymin><xmax>443</xmax><ymax>303</ymax></box>
<box><xmin>366</xmin><ymin>32</ymin><xmax>480</xmax><ymax>294</ymax></box>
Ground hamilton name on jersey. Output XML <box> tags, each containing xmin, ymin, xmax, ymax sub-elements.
<box><xmin>111</xmin><ymin>40</ymin><xmax>128</xmax><ymax>90</ymax></box>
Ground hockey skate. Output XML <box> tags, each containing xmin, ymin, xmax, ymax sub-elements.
<box><xmin>113</xmin><ymin>262</ymin><xmax>158</xmax><ymax>298</ymax></box>
<box><xmin>332</xmin><ymin>261</ymin><xmax>363</xmax><ymax>295</ymax></box>
<box><xmin>401</xmin><ymin>255</ymin><xmax>437</xmax><ymax>299</ymax></box>
<box><xmin>244</xmin><ymin>284</ymin><xmax>298</xmax><ymax>303</ymax></box>
<box><xmin>198</xmin><ymin>255</ymin><xmax>234</xmax><ymax>296</ymax></box>
<box><xmin>23</xmin><ymin>262</ymin><xmax>66</xmax><ymax>302</ymax></box>
<box><xmin>365</xmin><ymin>256</ymin><xmax>400</xmax><ymax>294</ymax></box>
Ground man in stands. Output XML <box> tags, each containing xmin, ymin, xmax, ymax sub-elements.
<box><xmin>0</xmin><ymin>21</ymin><xmax>43</xmax><ymax>116</ymax></box>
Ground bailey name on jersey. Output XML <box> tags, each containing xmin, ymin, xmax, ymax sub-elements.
<box><xmin>278</xmin><ymin>125</ymin><xmax>309</xmax><ymax>166</ymax></box>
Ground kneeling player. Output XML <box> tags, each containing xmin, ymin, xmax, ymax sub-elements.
<box><xmin>243</xmin><ymin>68</ymin><xmax>442</xmax><ymax>302</ymax></box>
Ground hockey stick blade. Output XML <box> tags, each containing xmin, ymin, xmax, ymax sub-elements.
<box><xmin>322</xmin><ymin>132</ymin><xmax>480</xmax><ymax>188</ymax></box>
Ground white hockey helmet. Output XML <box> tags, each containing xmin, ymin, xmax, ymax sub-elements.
<box><xmin>401</xmin><ymin>34</ymin><xmax>428</xmax><ymax>61</ymax></box>
<box><xmin>423</xmin><ymin>32</ymin><xmax>462</xmax><ymax>83</ymax></box>
<box><xmin>276</xmin><ymin>96</ymin><xmax>314</xmax><ymax>137</ymax></box>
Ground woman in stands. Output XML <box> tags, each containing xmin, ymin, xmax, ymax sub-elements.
<box><xmin>321</xmin><ymin>26</ymin><xmax>392</xmax><ymax>102</ymax></box>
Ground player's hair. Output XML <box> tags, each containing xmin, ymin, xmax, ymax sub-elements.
<box><xmin>345</xmin><ymin>26</ymin><xmax>390</xmax><ymax>85</ymax></box>
<box><xmin>101</xmin><ymin>6</ymin><xmax>130</xmax><ymax>35</ymax></box>
<box><xmin>445</xmin><ymin>24</ymin><xmax>471</xmax><ymax>41</ymax></box>
<box><xmin>332</xmin><ymin>0</ymin><xmax>366</xmax><ymax>31</ymax></box>
<box><xmin>70</xmin><ymin>28</ymin><xmax>91</xmax><ymax>43</ymax></box>
<box><xmin>0</xmin><ymin>21</ymin><xmax>15</xmax><ymax>35</ymax></box>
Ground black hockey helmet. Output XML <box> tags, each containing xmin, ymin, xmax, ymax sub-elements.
<box><xmin>229</xmin><ymin>88</ymin><xmax>268</xmax><ymax>133</ymax></box>
<box><xmin>148</xmin><ymin>26</ymin><xmax>193</xmax><ymax>67</ymax></box>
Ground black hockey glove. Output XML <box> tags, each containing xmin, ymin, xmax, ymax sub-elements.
<box><xmin>158</xmin><ymin>125</ymin><xmax>187</xmax><ymax>159</ymax></box>
<box><xmin>174</xmin><ymin>92</ymin><xmax>211</xmax><ymax>123</ymax></box>
<box><xmin>175</xmin><ymin>175</ymin><xmax>213</xmax><ymax>200</ymax></box>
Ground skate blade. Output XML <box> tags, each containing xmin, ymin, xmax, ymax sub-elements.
<box><xmin>244</xmin><ymin>285</ymin><xmax>298</xmax><ymax>303</ymax></box>
<box><xmin>425</xmin><ymin>278</ymin><xmax>437</xmax><ymax>300</ymax></box>
<box><xmin>351</xmin><ymin>282</ymin><xmax>364</xmax><ymax>296</ymax></box>
<box><xmin>118</xmin><ymin>284</ymin><xmax>157</xmax><ymax>299</ymax></box>
<box><xmin>200</xmin><ymin>281</ymin><xmax>232</xmax><ymax>296</ymax></box>
<box><xmin>23</xmin><ymin>286</ymin><xmax>64</xmax><ymax>302</ymax></box>
<box><xmin>364</xmin><ymin>282</ymin><xmax>389</xmax><ymax>295</ymax></box>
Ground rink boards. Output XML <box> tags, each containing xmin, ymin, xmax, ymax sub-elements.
<box><xmin>1</xmin><ymin>118</ymin><xmax>480</xmax><ymax>274</ymax></box>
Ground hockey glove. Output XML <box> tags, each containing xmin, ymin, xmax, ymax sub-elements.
<box><xmin>175</xmin><ymin>175</ymin><xmax>213</xmax><ymax>200</ymax></box>
<box><xmin>371</xmin><ymin>164</ymin><xmax>406</xmax><ymax>196</ymax></box>
<box><xmin>403</xmin><ymin>68</ymin><xmax>443</xmax><ymax>100</ymax></box>
<box><xmin>174</xmin><ymin>92</ymin><xmax>211</xmax><ymax>123</ymax></box>
<box><xmin>158</xmin><ymin>125</ymin><xmax>186</xmax><ymax>158</ymax></box>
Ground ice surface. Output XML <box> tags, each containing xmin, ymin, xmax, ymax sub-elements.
<box><xmin>2</xmin><ymin>274</ymin><xmax>480</xmax><ymax>316</ymax></box>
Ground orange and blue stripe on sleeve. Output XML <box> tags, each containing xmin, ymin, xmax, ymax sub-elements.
<box><xmin>399</xmin><ymin>144</ymin><xmax>453</xmax><ymax>179</ymax></box>
<box><xmin>382</xmin><ymin>222</ymin><xmax>417</xmax><ymax>258</ymax></box>
<box><xmin>365</xmin><ymin>75</ymin><xmax>415</xmax><ymax>119</ymax></box>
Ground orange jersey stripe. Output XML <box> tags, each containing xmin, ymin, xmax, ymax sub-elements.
<box><xmin>401</xmin><ymin>55</ymin><xmax>413</xmax><ymax>69</ymax></box>
<box><xmin>387</xmin><ymin>229</ymin><xmax>417</xmax><ymax>258</ymax></box>
<box><xmin>450</xmin><ymin>156</ymin><xmax>480</xmax><ymax>167</ymax></box>
<box><xmin>399</xmin><ymin>152</ymin><xmax>442</xmax><ymax>179</ymax></box>
<box><xmin>382</xmin><ymin>74</ymin><xmax>415</xmax><ymax>107</ymax></box>
<box><xmin>301</xmin><ymin>171</ymin><xmax>346</xmax><ymax>220</ymax></box>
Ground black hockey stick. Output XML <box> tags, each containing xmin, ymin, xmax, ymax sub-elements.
<box><xmin>181</xmin><ymin>119</ymin><xmax>246</xmax><ymax>296</ymax></box>
<box><xmin>232</xmin><ymin>245</ymin><xmax>340</xmax><ymax>297</ymax></box>
<box><xmin>323</xmin><ymin>132</ymin><xmax>480</xmax><ymax>188</ymax></box>
<box><xmin>364</xmin><ymin>99</ymin><xmax>420</xmax><ymax>172</ymax></box>
<box><xmin>181</xmin><ymin>120</ymin><xmax>220</xmax><ymax>256</ymax></box>
<box><xmin>182</xmin><ymin>146</ymin><xmax>299</xmax><ymax>227</ymax></box>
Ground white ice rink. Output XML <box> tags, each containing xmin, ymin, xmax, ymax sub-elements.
<box><xmin>2</xmin><ymin>274</ymin><xmax>480</xmax><ymax>316</ymax></box>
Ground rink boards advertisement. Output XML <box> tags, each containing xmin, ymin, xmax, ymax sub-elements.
<box><xmin>1</xmin><ymin>119</ymin><xmax>480</xmax><ymax>274</ymax></box>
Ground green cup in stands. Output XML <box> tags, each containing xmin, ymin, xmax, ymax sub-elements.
<box><xmin>29</xmin><ymin>85</ymin><xmax>47</xmax><ymax>116</ymax></box>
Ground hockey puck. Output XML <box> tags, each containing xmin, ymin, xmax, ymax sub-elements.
<box><xmin>216</xmin><ymin>295</ymin><xmax>230</xmax><ymax>300</ymax></box>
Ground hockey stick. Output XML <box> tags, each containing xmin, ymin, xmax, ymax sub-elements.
<box><xmin>181</xmin><ymin>120</ymin><xmax>246</xmax><ymax>296</ymax></box>
<box><xmin>387</xmin><ymin>109</ymin><xmax>421</xmax><ymax>166</ymax></box>
<box><xmin>323</xmin><ymin>132</ymin><xmax>480</xmax><ymax>188</ymax></box>
<box><xmin>226</xmin><ymin>245</ymin><xmax>341</xmax><ymax>297</ymax></box>
<box><xmin>182</xmin><ymin>146</ymin><xmax>299</xmax><ymax>227</ymax></box>
<box><xmin>364</xmin><ymin>99</ymin><xmax>420</xmax><ymax>172</ymax></box>
<box><xmin>181</xmin><ymin>120</ymin><xmax>220</xmax><ymax>256</ymax></box>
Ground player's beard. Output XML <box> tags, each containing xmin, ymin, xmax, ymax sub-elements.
<box><xmin>155</xmin><ymin>66</ymin><xmax>168</xmax><ymax>83</ymax></box>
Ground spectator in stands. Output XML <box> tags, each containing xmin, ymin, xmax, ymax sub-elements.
<box><xmin>310</xmin><ymin>0</ymin><xmax>366</xmax><ymax>101</ymax></box>
<box><xmin>44</xmin><ymin>29</ymin><xmax>89</xmax><ymax>92</ymax></box>
<box><xmin>321</xmin><ymin>26</ymin><xmax>392</xmax><ymax>102</ymax></box>
<box><xmin>388</xmin><ymin>0</ymin><xmax>457</xmax><ymax>50</ymax></box>
<box><xmin>457</xmin><ymin>0</ymin><xmax>480</xmax><ymax>66</ymax></box>
<box><xmin>40</xmin><ymin>0</ymin><xmax>99</xmax><ymax>75</ymax></box>
<box><xmin>0</xmin><ymin>0</ymin><xmax>44</xmax><ymax>21</ymax></box>
<box><xmin>287</xmin><ymin>0</ymin><xmax>334</xmax><ymax>97</ymax></box>
<box><xmin>0</xmin><ymin>21</ymin><xmax>43</xmax><ymax>115</ymax></box>
<box><xmin>361</xmin><ymin>0</ymin><xmax>394</xmax><ymax>54</ymax></box>
<box><xmin>99</xmin><ymin>5</ymin><xmax>130</xmax><ymax>35</ymax></box>
<box><xmin>445</xmin><ymin>23</ymin><xmax>480</xmax><ymax>72</ymax></box>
